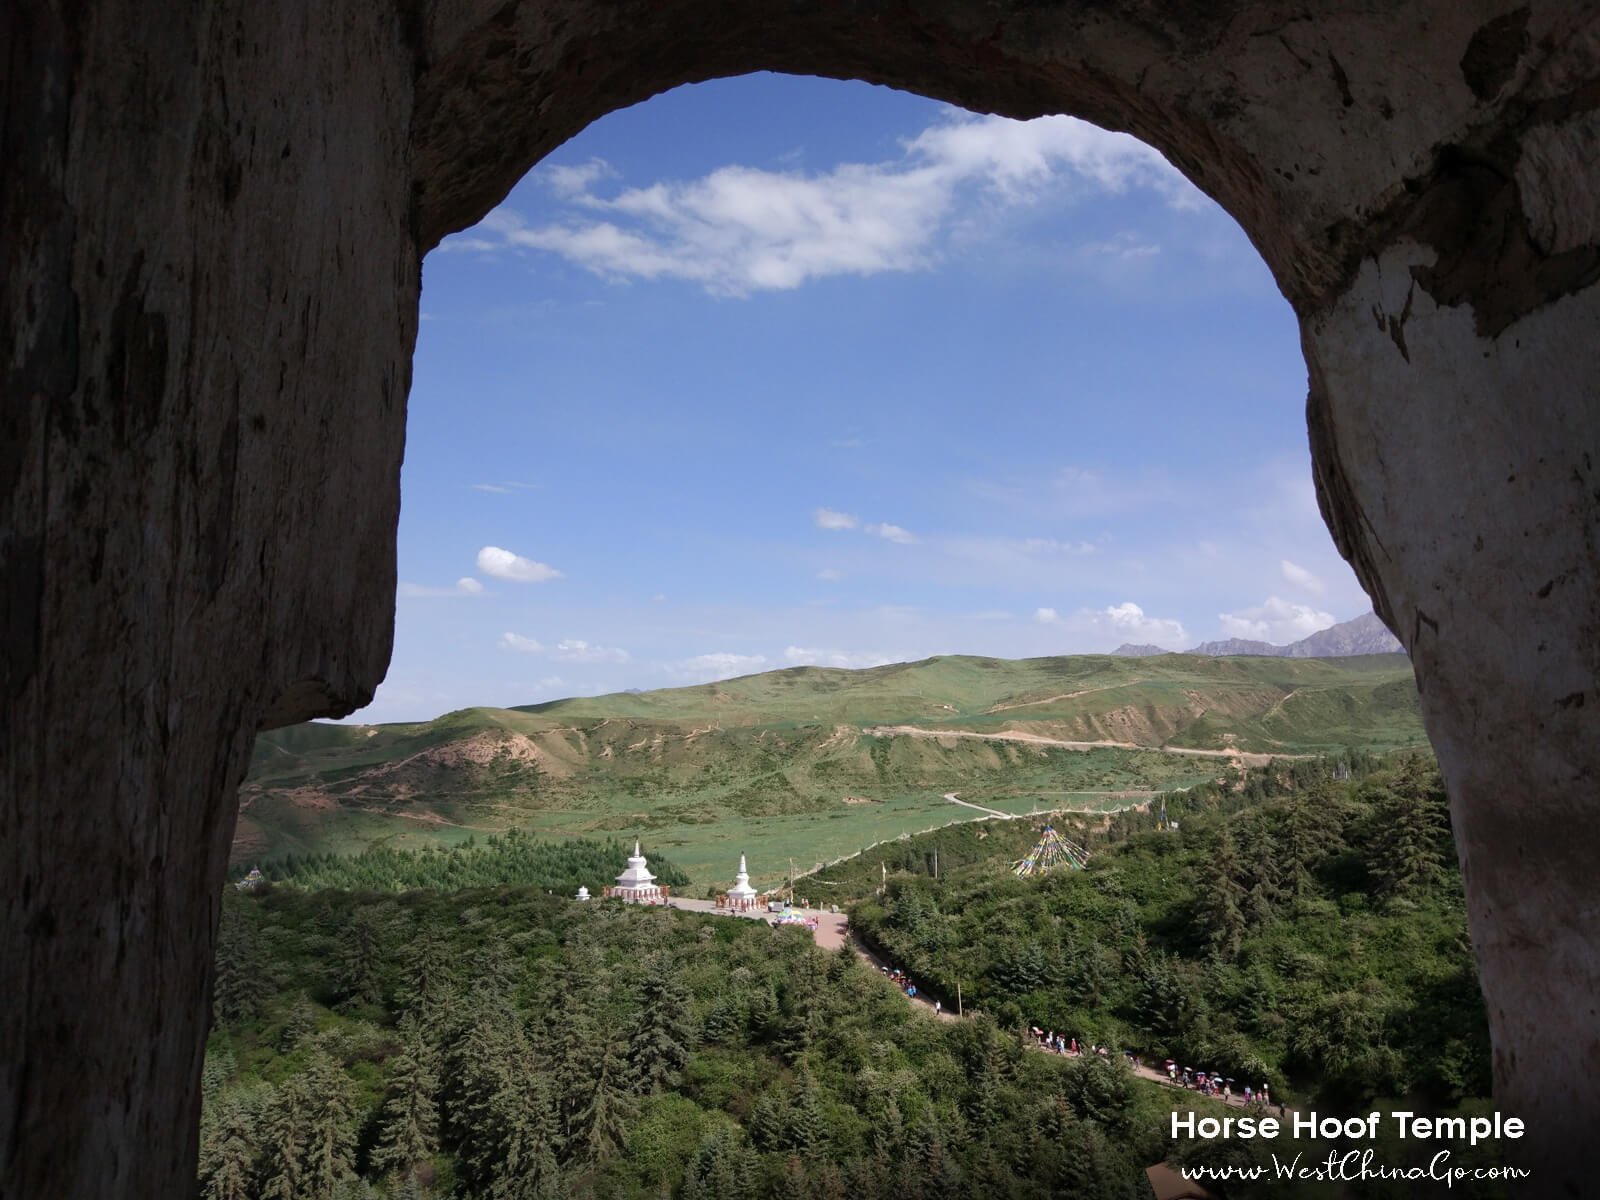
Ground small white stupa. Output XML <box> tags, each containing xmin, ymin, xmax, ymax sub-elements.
<box><xmin>575</xmin><ymin>885</ymin><xmax>591</xmax><ymax>901</ymax></box>
<box><xmin>726</xmin><ymin>854</ymin><xmax>759</xmax><ymax>909</ymax></box>
<box><xmin>609</xmin><ymin>840</ymin><xmax>664</xmax><ymax>903</ymax></box>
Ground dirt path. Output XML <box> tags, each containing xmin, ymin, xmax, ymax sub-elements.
<box><xmin>864</xmin><ymin>724</ymin><xmax>1307</xmax><ymax>767</ymax></box>
<box><xmin>831</xmin><ymin>919</ymin><xmax>1283</xmax><ymax>1108</ymax></box>
<box><xmin>943</xmin><ymin>791</ymin><xmax>1012</xmax><ymax>819</ymax></box>
<box><xmin>982</xmin><ymin>681</ymin><xmax>1143</xmax><ymax>714</ymax></box>
<box><xmin>659</xmin><ymin>898</ymin><xmax>1287</xmax><ymax>1112</ymax></box>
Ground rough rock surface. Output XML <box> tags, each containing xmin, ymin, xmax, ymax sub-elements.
<box><xmin>4</xmin><ymin>1</ymin><xmax>1598</xmax><ymax>1196</ymax></box>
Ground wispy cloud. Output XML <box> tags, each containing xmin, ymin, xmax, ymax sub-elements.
<box><xmin>816</xmin><ymin>509</ymin><xmax>917</xmax><ymax>544</ymax></box>
<box><xmin>399</xmin><ymin>577</ymin><xmax>485</xmax><ymax>598</ymax></box>
<box><xmin>1218</xmin><ymin>596</ymin><xmax>1334</xmax><ymax>643</ymax></box>
<box><xmin>1035</xmin><ymin>600</ymin><xmax>1188</xmax><ymax>649</ymax></box>
<box><xmin>500</xmin><ymin>633</ymin><xmax>630</xmax><ymax>663</ymax></box>
<box><xmin>783</xmin><ymin>646</ymin><xmax>894</xmax><ymax>670</ymax></box>
<box><xmin>442</xmin><ymin>112</ymin><xmax>1200</xmax><ymax>296</ymax></box>
<box><xmin>472</xmin><ymin>481</ymin><xmax>538</xmax><ymax>494</ymax></box>
<box><xmin>817</xmin><ymin>568</ymin><xmax>843</xmax><ymax>582</ymax></box>
<box><xmin>476</xmin><ymin>546</ymin><xmax>563</xmax><ymax>583</ymax></box>
<box><xmin>865</xmin><ymin>522</ymin><xmax>918</xmax><ymax>545</ymax></box>
<box><xmin>664</xmin><ymin>652</ymin><xmax>769</xmax><ymax>683</ymax></box>
<box><xmin>1280</xmin><ymin>559</ymin><xmax>1325</xmax><ymax>595</ymax></box>
<box><xmin>551</xmin><ymin>639</ymin><xmax>630</xmax><ymax>664</ymax></box>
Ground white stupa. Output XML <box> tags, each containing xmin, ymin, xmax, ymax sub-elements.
<box><xmin>575</xmin><ymin>885</ymin><xmax>591</xmax><ymax>901</ymax></box>
<box><xmin>610</xmin><ymin>840</ymin><xmax>664</xmax><ymax>903</ymax></box>
<box><xmin>726</xmin><ymin>854</ymin><xmax>759</xmax><ymax>908</ymax></box>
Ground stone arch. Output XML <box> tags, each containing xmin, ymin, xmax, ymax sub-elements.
<box><xmin>5</xmin><ymin>2</ymin><xmax>1598</xmax><ymax>1196</ymax></box>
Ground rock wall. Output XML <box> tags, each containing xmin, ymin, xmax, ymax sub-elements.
<box><xmin>2</xmin><ymin>2</ymin><xmax>418</xmax><ymax>1195</ymax></box>
<box><xmin>4</xmin><ymin>0</ymin><xmax>1597</xmax><ymax>1195</ymax></box>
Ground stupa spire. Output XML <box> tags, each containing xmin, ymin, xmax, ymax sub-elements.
<box><xmin>727</xmin><ymin>851</ymin><xmax>758</xmax><ymax>906</ymax></box>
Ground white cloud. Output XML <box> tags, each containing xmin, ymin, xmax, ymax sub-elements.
<box><xmin>442</xmin><ymin>112</ymin><xmax>1200</xmax><ymax>295</ymax></box>
<box><xmin>865</xmin><ymin>522</ymin><xmax>918</xmax><ymax>544</ymax></box>
<box><xmin>552</xmin><ymin>639</ymin><xmax>630</xmax><ymax>664</ymax></box>
<box><xmin>500</xmin><ymin>634</ymin><xmax>629</xmax><ymax>663</ymax></box>
<box><xmin>665</xmin><ymin>652</ymin><xmax>769</xmax><ymax>683</ymax></box>
<box><xmin>1218</xmin><ymin>596</ymin><xmax>1335</xmax><ymax>644</ymax></box>
<box><xmin>472</xmin><ymin>481</ymin><xmax>538</xmax><ymax>494</ymax></box>
<box><xmin>476</xmin><ymin>545</ymin><xmax>563</xmax><ymax>583</ymax></box>
<box><xmin>1103</xmin><ymin>601</ymin><xmax>1188</xmax><ymax>646</ymax></box>
<box><xmin>399</xmin><ymin>578</ymin><xmax>485</xmax><ymax>598</ymax></box>
<box><xmin>814</xmin><ymin>507</ymin><xmax>859</xmax><ymax>530</ymax></box>
<box><xmin>783</xmin><ymin>646</ymin><xmax>894</xmax><ymax>670</ymax></box>
<box><xmin>817</xmin><ymin>568</ymin><xmax>843</xmax><ymax>582</ymax></box>
<box><xmin>1280</xmin><ymin>559</ymin><xmax>1325</xmax><ymax>595</ymax></box>
<box><xmin>542</xmin><ymin>158</ymin><xmax>616</xmax><ymax>198</ymax></box>
<box><xmin>1080</xmin><ymin>232</ymin><xmax>1162</xmax><ymax>260</ymax></box>
<box><xmin>1036</xmin><ymin>600</ymin><xmax>1187</xmax><ymax>647</ymax></box>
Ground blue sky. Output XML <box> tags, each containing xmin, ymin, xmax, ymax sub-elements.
<box><xmin>363</xmin><ymin>72</ymin><xmax>1372</xmax><ymax>723</ymax></box>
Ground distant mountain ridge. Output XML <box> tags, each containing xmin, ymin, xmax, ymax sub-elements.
<box><xmin>1112</xmin><ymin>612</ymin><xmax>1404</xmax><ymax>659</ymax></box>
<box><xmin>241</xmin><ymin>650</ymin><xmax>1423</xmax><ymax>878</ymax></box>
<box><xmin>1109</xmin><ymin>643</ymin><xmax>1170</xmax><ymax>657</ymax></box>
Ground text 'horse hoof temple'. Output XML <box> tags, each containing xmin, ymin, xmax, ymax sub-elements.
<box><xmin>5</xmin><ymin>2</ymin><xmax>1599</xmax><ymax>1197</ymax></box>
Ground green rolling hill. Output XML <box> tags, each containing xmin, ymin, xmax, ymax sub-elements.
<box><xmin>238</xmin><ymin>652</ymin><xmax>1424</xmax><ymax>886</ymax></box>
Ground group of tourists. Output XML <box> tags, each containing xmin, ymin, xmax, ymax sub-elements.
<box><xmin>881</xmin><ymin>966</ymin><xmax>920</xmax><ymax>999</ymax></box>
<box><xmin>1029</xmin><ymin>1028</ymin><xmax>1112</xmax><ymax>1060</ymax></box>
<box><xmin>1163</xmin><ymin>1061</ymin><xmax>1278</xmax><ymax>1110</ymax></box>
<box><xmin>1021</xmin><ymin>1027</ymin><xmax>1283</xmax><ymax>1112</ymax></box>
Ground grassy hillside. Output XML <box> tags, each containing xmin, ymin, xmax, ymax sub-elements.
<box><xmin>239</xmin><ymin>652</ymin><xmax>1424</xmax><ymax>885</ymax></box>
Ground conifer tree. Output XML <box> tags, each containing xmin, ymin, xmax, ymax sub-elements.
<box><xmin>783</xmin><ymin>1070</ymin><xmax>827</xmax><ymax>1159</ymax></box>
<box><xmin>398</xmin><ymin>924</ymin><xmax>458</xmax><ymax>1033</ymax></box>
<box><xmin>472</xmin><ymin>935</ymin><xmax>524</xmax><ymax>997</ymax></box>
<box><xmin>301</xmin><ymin>1049</ymin><xmax>359</xmax><ymax>1200</ymax></box>
<box><xmin>702</xmin><ymin>991</ymin><xmax>739</xmax><ymax>1044</ymax></box>
<box><xmin>568</xmin><ymin>1036</ymin><xmax>636</xmax><ymax>1164</ymax></box>
<box><xmin>778</xmin><ymin>1154</ymin><xmax>809</xmax><ymax>1199</ymax></box>
<box><xmin>625</xmin><ymin>969</ymin><xmax>695</xmax><ymax>1093</ymax></box>
<box><xmin>549</xmin><ymin>1004</ymin><xmax>603</xmax><ymax>1150</ymax></box>
<box><xmin>200</xmin><ymin>1042</ymin><xmax>238</xmax><ymax>1105</ymax></box>
<box><xmin>748</xmin><ymin>1090</ymin><xmax>787</xmax><ymax>1153</ymax></box>
<box><xmin>871</xmin><ymin>1095</ymin><xmax>904</xmax><ymax>1165</ymax></box>
<box><xmin>905</xmin><ymin>1107</ymin><xmax>947</xmax><ymax>1179</ymax></box>
<box><xmin>371</xmin><ymin>1015</ymin><xmax>440</xmax><ymax>1177</ymax></box>
<box><xmin>1195</xmin><ymin>824</ymin><xmax>1248</xmax><ymax>959</ymax></box>
<box><xmin>441</xmin><ymin>994</ymin><xmax>520</xmax><ymax>1183</ymax></box>
<box><xmin>1277</xmin><ymin>785</ymin><xmax>1344</xmax><ymax>896</ymax></box>
<box><xmin>682</xmin><ymin>1125</ymin><xmax>757</xmax><ymax>1200</ymax></box>
<box><xmin>213</xmin><ymin>902</ymin><xmax>266</xmax><ymax>1027</ymax></box>
<box><xmin>487</xmin><ymin>1068</ymin><xmax>562</xmax><ymax>1200</ymax></box>
<box><xmin>198</xmin><ymin>1091</ymin><xmax>258</xmax><ymax>1200</ymax></box>
<box><xmin>279</xmin><ymin>993</ymin><xmax>320</xmax><ymax>1052</ymax></box>
<box><xmin>1371</xmin><ymin>782</ymin><xmax>1447</xmax><ymax>898</ymax></box>
<box><xmin>335</xmin><ymin>909</ymin><xmax>385</xmax><ymax>1008</ymax></box>
<box><xmin>257</xmin><ymin>1077</ymin><xmax>309</xmax><ymax>1200</ymax></box>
